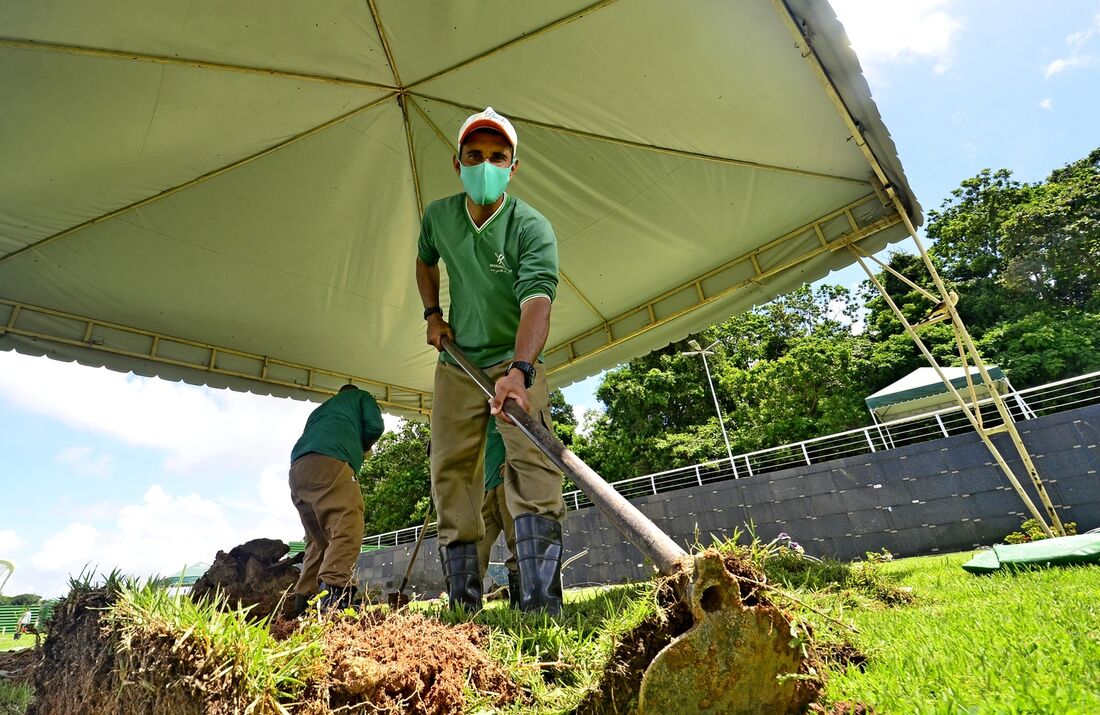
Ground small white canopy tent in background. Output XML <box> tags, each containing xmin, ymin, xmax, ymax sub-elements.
<box><xmin>866</xmin><ymin>366</ymin><xmax>1035</xmax><ymax>423</ymax></box>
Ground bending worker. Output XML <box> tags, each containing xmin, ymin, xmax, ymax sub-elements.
<box><xmin>289</xmin><ymin>384</ymin><xmax>384</xmax><ymax>613</ymax></box>
<box><xmin>415</xmin><ymin>106</ymin><xmax>566</xmax><ymax>615</ymax></box>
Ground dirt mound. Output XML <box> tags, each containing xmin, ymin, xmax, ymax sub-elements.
<box><xmin>189</xmin><ymin>537</ymin><xmax>300</xmax><ymax>620</ymax></box>
<box><xmin>0</xmin><ymin>647</ymin><xmax>40</xmax><ymax>686</ymax></box>
<box><xmin>28</xmin><ymin>581</ymin><xmax>519</xmax><ymax>714</ymax></box>
<box><xmin>28</xmin><ymin>588</ymin><xmax>121</xmax><ymax>715</ymax></box>
<box><xmin>578</xmin><ymin>549</ymin><xmax>823</xmax><ymax>714</ymax></box>
<box><xmin>574</xmin><ymin>579</ymin><xmax>692</xmax><ymax>715</ymax></box>
<box><xmin>302</xmin><ymin>611</ymin><xmax>520</xmax><ymax>715</ymax></box>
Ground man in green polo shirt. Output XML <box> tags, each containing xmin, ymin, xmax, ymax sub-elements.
<box><xmin>415</xmin><ymin>106</ymin><xmax>565</xmax><ymax>615</ymax></box>
<box><xmin>288</xmin><ymin>384</ymin><xmax>384</xmax><ymax>613</ymax></box>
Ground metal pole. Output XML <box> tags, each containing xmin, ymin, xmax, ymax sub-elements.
<box><xmin>685</xmin><ymin>341</ymin><xmax>737</xmax><ymax>475</ymax></box>
<box><xmin>700</xmin><ymin>350</ymin><xmax>736</xmax><ymax>473</ymax></box>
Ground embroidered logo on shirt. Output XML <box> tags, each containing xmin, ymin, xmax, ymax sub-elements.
<box><xmin>490</xmin><ymin>252</ymin><xmax>510</xmax><ymax>274</ymax></box>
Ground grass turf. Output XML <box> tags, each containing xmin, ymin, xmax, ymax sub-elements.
<box><xmin>818</xmin><ymin>553</ymin><xmax>1100</xmax><ymax>714</ymax></box>
<box><xmin>3</xmin><ymin>552</ymin><xmax>1098</xmax><ymax>713</ymax></box>
<box><xmin>0</xmin><ymin>634</ymin><xmax>37</xmax><ymax>653</ymax></box>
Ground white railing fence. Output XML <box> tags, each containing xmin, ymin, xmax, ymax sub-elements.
<box><xmin>362</xmin><ymin>370</ymin><xmax>1100</xmax><ymax>548</ymax></box>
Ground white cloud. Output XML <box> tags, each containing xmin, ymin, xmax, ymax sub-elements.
<box><xmin>55</xmin><ymin>446</ymin><xmax>115</xmax><ymax>479</ymax></box>
<box><xmin>1044</xmin><ymin>10</ymin><xmax>1100</xmax><ymax>78</ymax></box>
<box><xmin>18</xmin><ymin>473</ymin><xmax>310</xmax><ymax>598</ymax></box>
<box><xmin>1044</xmin><ymin>55</ymin><xmax>1095</xmax><ymax>78</ymax></box>
<box><xmin>0</xmin><ymin>351</ymin><xmax>399</xmax><ymax>476</ymax></box>
<box><xmin>831</xmin><ymin>0</ymin><xmax>964</xmax><ymax>81</ymax></box>
<box><xmin>1038</xmin><ymin>98</ymin><xmax>1053</xmax><ymax>110</ymax></box>
<box><xmin>0</xmin><ymin>529</ymin><xmax>25</xmax><ymax>560</ymax></box>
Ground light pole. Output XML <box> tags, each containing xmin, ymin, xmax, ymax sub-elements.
<box><xmin>683</xmin><ymin>339</ymin><xmax>736</xmax><ymax>475</ymax></box>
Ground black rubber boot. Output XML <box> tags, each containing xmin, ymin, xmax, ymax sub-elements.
<box><xmin>318</xmin><ymin>582</ymin><xmax>356</xmax><ymax>610</ymax></box>
<box><xmin>507</xmin><ymin>569</ymin><xmax>521</xmax><ymax>610</ymax></box>
<box><xmin>514</xmin><ymin>513</ymin><xmax>564</xmax><ymax>616</ymax></box>
<box><xmin>290</xmin><ymin>593</ymin><xmax>310</xmax><ymax>618</ymax></box>
<box><xmin>440</xmin><ymin>542</ymin><xmax>482</xmax><ymax>613</ymax></box>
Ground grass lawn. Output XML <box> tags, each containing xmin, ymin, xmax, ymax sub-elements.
<box><xmin>815</xmin><ymin>553</ymin><xmax>1100</xmax><ymax>714</ymax></box>
<box><xmin>0</xmin><ymin>633</ymin><xmax>38</xmax><ymax>653</ymax></box>
<box><xmin>2</xmin><ymin>549</ymin><xmax>1098</xmax><ymax>713</ymax></box>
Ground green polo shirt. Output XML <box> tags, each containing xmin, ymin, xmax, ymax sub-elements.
<box><xmin>484</xmin><ymin>419</ymin><xmax>506</xmax><ymax>492</ymax></box>
<box><xmin>290</xmin><ymin>389</ymin><xmax>385</xmax><ymax>473</ymax></box>
<box><xmin>417</xmin><ymin>192</ymin><xmax>558</xmax><ymax>368</ymax></box>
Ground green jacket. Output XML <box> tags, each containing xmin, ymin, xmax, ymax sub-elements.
<box><xmin>290</xmin><ymin>389</ymin><xmax>384</xmax><ymax>473</ymax></box>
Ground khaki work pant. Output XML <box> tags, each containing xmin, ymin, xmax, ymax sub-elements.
<box><xmin>477</xmin><ymin>480</ymin><xmax>517</xmax><ymax>577</ymax></box>
<box><xmin>431</xmin><ymin>360</ymin><xmax>565</xmax><ymax>546</ymax></box>
<box><xmin>289</xmin><ymin>453</ymin><xmax>364</xmax><ymax>597</ymax></box>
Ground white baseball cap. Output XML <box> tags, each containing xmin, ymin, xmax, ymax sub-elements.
<box><xmin>457</xmin><ymin>106</ymin><xmax>518</xmax><ymax>155</ymax></box>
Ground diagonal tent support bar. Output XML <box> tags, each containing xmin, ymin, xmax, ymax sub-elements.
<box><xmin>0</xmin><ymin>92</ymin><xmax>398</xmax><ymax>267</ymax></box>
<box><xmin>0</xmin><ymin>37</ymin><xmax>397</xmax><ymax>90</ymax></box>
<box><xmin>0</xmin><ymin>298</ymin><xmax>432</xmax><ymax>416</ymax></box>
<box><xmin>405</xmin><ymin>0</ymin><xmax>622</xmax><ymax>90</ymax></box>
<box><xmin>771</xmin><ymin>0</ymin><xmax>1066</xmax><ymax>536</ymax></box>
<box><xmin>546</xmin><ymin>194</ymin><xmax>901</xmax><ymax>374</ymax></box>
<box><xmin>852</xmin><ymin>250</ymin><xmax>1062</xmax><ymax>535</ymax></box>
<box><xmin>414</xmin><ymin>93</ymin><xmax>871</xmax><ymax>186</ymax></box>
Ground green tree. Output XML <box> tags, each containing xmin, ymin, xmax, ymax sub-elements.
<box><xmin>0</xmin><ymin>594</ymin><xmax>42</xmax><ymax>606</ymax></box>
<box><xmin>549</xmin><ymin>389</ymin><xmax>577</xmax><ymax>446</ymax></box>
<box><xmin>999</xmin><ymin>149</ymin><xmax>1100</xmax><ymax>310</ymax></box>
<box><xmin>573</xmin><ymin>285</ymin><xmax>878</xmax><ymax>479</ymax></box>
<box><xmin>976</xmin><ymin>309</ymin><xmax>1100</xmax><ymax>388</ymax></box>
<box><xmin>357</xmin><ymin>420</ymin><xmax>431</xmax><ymax>534</ymax></box>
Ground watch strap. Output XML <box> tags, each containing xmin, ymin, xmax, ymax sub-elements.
<box><xmin>508</xmin><ymin>360</ymin><xmax>536</xmax><ymax>389</ymax></box>
<box><xmin>423</xmin><ymin>306</ymin><xmax>443</xmax><ymax>320</ymax></box>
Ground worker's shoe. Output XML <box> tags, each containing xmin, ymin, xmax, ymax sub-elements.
<box><xmin>289</xmin><ymin>593</ymin><xmax>311</xmax><ymax>618</ymax></box>
<box><xmin>507</xmin><ymin>570</ymin><xmax>521</xmax><ymax>610</ymax></box>
<box><xmin>318</xmin><ymin>582</ymin><xmax>357</xmax><ymax>611</ymax></box>
<box><xmin>514</xmin><ymin>513</ymin><xmax>564</xmax><ymax>616</ymax></box>
<box><xmin>440</xmin><ymin>542</ymin><xmax>482</xmax><ymax>613</ymax></box>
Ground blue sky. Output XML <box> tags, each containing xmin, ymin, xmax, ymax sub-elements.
<box><xmin>3</xmin><ymin>1</ymin><xmax>1099</xmax><ymax>598</ymax></box>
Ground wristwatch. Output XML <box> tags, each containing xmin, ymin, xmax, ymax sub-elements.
<box><xmin>423</xmin><ymin>306</ymin><xmax>443</xmax><ymax>320</ymax></box>
<box><xmin>507</xmin><ymin>360</ymin><xmax>536</xmax><ymax>389</ymax></box>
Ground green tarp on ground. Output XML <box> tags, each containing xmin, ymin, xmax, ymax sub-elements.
<box><xmin>962</xmin><ymin>534</ymin><xmax>1100</xmax><ymax>574</ymax></box>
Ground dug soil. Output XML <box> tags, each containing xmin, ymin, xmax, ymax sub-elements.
<box><xmin>189</xmin><ymin>537</ymin><xmax>300</xmax><ymax>620</ymax></box>
<box><xmin>0</xmin><ymin>646</ymin><xmax>39</xmax><ymax>686</ymax></box>
<box><xmin>575</xmin><ymin>549</ymin><xmax>825</xmax><ymax>715</ymax></box>
<box><xmin>289</xmin><ymin>611</ymin><xmax>519</xmax><ymax>715</ymax></box>
<box><xmin>26</xmin><ymin>539</ymin><xmax>519</xmax><ymax>715</ymax></box>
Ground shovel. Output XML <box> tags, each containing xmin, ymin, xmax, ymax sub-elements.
<box><xmin>386</xmin><ymin>507</ymin><xmax>434</xmax><ymax>608</ymax></box>
<box><xmin>441</xmin><ymin>338</ymin><xmax>813</xmax><ymax>713</ymax></box>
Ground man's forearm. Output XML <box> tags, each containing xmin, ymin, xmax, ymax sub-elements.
<box><xmin>415</xmin><ymin>258</ymin><xmax>441</xmax><ymax>309</ymax></box>
<box><xmin>513</xmin><ymin>297</ymin><xmax>551</xmax><ymax>363</ymax></box>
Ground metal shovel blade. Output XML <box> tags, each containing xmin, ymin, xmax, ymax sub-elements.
<box><xmin>638</xmin><ymin>552</ymin><xmax>814</xmax><ymax>715</ymax></box>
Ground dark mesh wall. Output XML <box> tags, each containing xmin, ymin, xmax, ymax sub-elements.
<box><xmin>357</xmin><ymin>403</ymin><xmax>1100</xmax><ymax>593</ymax></box>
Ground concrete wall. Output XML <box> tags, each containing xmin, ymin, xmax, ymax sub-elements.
<box><xmin>357</xmin><ymin>403</ymin><xmax>1100</xmax><ymax>595</ymax></box>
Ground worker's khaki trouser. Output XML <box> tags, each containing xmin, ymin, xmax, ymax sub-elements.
<box><xmin>289</xmin><ymin>453</ymin><xmax>364</xmax><ymax>596</ymax></box>
<box><xmin>431</xmin><ymin>360</ymin><xmax>565</xmax><ymax>547</ymax></box>
<box><xmin>477</xmin><ymin>480</ymin><xmax>518</xmax><ymax>577</ymax></box>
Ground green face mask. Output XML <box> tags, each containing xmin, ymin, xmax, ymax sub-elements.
<box><xmin>459</xmin><ymin>161</ymin><xmax>513</xmax><ymax>205</ymax></box>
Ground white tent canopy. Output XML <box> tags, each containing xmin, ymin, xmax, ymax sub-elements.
<box><xmin>0</xmin><ymin>0</ymin><xmax>920</xmax><ymax>417</ymax></box>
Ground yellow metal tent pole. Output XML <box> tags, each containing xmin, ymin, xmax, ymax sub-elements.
<box><xmin>852</xmin><ymin>251</ymin><xmax>1055</xmax><ymax>534</ymax></box>
<box><xmin>773</xmin><ymin>0</ymin><xmax>1065</xmax><ymax>536</ymax></box>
